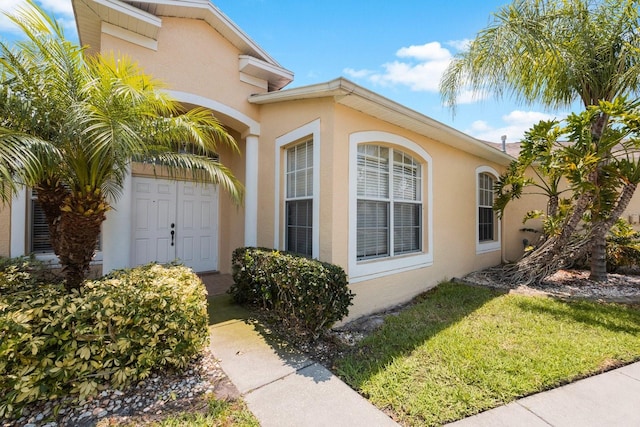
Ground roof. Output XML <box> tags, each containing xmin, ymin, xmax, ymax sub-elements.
<box><xmin>483</xmin><ymin>141</ymin><xmax>521</xmax><ymax>158</ymax></box>
<box><xmin>250</xmin><ymin>78</ymin><xmax>515</xmax><ymax>166</ymax></box>
<box><xmin>71</xmin><ymin>0</ymin><xmax>293</xmax><ymax>91</ymax></box>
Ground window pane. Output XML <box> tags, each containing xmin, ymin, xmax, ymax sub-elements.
<box><xmin>31</xmin><ymin>199</ymin><xmax>53</xmax><ymax>253</ymax></box>
<box><xmin>478</xmin><ymin>173</ymin><xmax>496</xmax><ymax>242</ymax></box>
<box><xmin>357</xmin><ymin>200</ymin><xmax>389</xmax><ymax>259</ymax></box>
<box><xmin>393</xmin><ymin>151</ymin><xmax>421</xmax><ymax>201</ymax></box>
<box><xmin>357</xmin><ymin>145</ymin><xmax>389</xmax><ymax>199</ymax></box>
<box><xmin>286</xmin><ymin>199</ymin><xmax>313</xmax><ymax>256</ymax></box>
<box><xmin>285</xmin><ymin>139</ymin><xmax>314</xmax><ymax>256</ymax></box>
<box><xmin>479</xmin><ymin>207</ymin><xmax>495</xmax><ymax>241</ymax></box>
<box><xmin>286</xmin><ymin>139</ymin><xmax>313</xmax><ymax>198</ymax></box>
<box><xmin>394</xmin><ymin>203</ymin><xmax>421</xmax><ymax>254</ymax></box>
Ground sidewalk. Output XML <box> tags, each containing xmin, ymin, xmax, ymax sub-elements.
<box><xmin>448</xmin><ymin>361</ymin><xmax>640</xmax><ymax>427</ymax></box>
<box><xmin>208</xmin><ymin>294</ymin><xmax>640</xmax><ymax>427</ymax></box>
<box><xmin>208</xmin><ymin>295</ymin><xmax>398</xmax><ymax>427</ymax></box>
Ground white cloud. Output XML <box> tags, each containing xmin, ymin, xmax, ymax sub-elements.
<box><xmin>396</xmin><ymin>41</ymin><xmax>451</xmax><ymax>61</ymax></box>
<box><xmin>0</xmin><ymin>0</ymin><xmax>75</xmax><ymax>35</ymax></box>
<box><xmin>446</xmin><ymin>38</ymin><xmax>471</xmax><ymax>51</ymax></box>
<box><xmin>343</xmin><ymin>67</ymin><xmax>374</xmax><ymax>79</ymax></box>
<box><xmin>466</xmin><ymin>110</ymin><xmax>565</xmax><ymax>143</ymax></box>
<box><xmin>38</xmin><ymin>0</ymin><xmax>74</xmax><ymax>16</ymax></box>
<box><xmin>345</xmin><ymin>40</ymin><xmax>485</xmax><ymax>104</ymax></box>
<box><xmin>0</xmin><ymin>0</ymin><xmax>26</xmax><ymax>31</ymax></box>
<box><xmin>455</xmin><ymin>89</ymin><xmax>487</xmax><ymax>105</ymax></box>
<box><xmin>370</xmin><ymin>60</ymin><xmax>451</xmax><ymax>91</ymax></box>
<box><xmin>354</xmin><ymin>41</ymin><xmax>452</xmax><ymax>93</ymax></box>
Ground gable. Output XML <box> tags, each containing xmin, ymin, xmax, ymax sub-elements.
<box><xmin>72</xmin><ymin>0</ymin><xmax>293</xmax><ymax>91</ymax></box>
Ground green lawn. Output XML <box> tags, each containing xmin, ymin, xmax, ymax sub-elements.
<box><xmin>120</xmin><ymin>396</ymin><xmax>259</xmax><ymax>427</ymax></box>
<box><xmin>335</xmin><ymin>282</ymin><xmax>640</xmax><ymax>426</ymax></box>
<box><xmin>154</xmin><ymin>399</ymin><xmax>258</xmax><ymax>427</ymax></box>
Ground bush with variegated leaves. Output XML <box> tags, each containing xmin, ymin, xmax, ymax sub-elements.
<box><xmin>0</xmin><ymin>262</ymin><xmax>209</xmax><ymax>418</ymax></box>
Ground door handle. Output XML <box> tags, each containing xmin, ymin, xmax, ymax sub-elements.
<box><xmin>171</xmin><ymin>230</ymin><xmax>175</xmax><ymax>246</ymax></box>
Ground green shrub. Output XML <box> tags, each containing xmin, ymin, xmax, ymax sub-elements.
<box><xmin>607</xmin><ymin>219</ymin><xmax>640</xmax><ymax>272</ymax></box>
<box><xmin>0</xmin><ymin>256</ymin><xmax>59</xmax><ymax>293</ymax></box>
<box><xmin>229</xmin><ymin>247</ymin><xmax>354</xmax><ymax>338</ymax></box>
<box><xmin>0</xmin><ymin>263</ymin><xmax>209</xmax><ymax>418</ymax></box>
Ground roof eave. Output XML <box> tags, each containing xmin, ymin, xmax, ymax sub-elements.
<box><xmin>250</xmin><ymin>78</ymin><xmax>513</xmax><ymax>165</ymax></box>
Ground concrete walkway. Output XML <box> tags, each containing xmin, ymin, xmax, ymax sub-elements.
<box><xmin>208</xmin><ymin>295</ymin><xmax>398</xmax><ymax>427</ymax></box>
<box><xmin>448</xmin><ymin>361</ymin><xmax>640</xmax><ymax>427</ymax></box>
<box><xmin>208</xmin><ymin>294</ymin><xmax>640</xmax><ymax>427</ymax></box>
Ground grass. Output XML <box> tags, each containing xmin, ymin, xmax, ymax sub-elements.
<box><xmin>152</xmin><ymin>398</ymin><xmax>258</xmax><ymax>427</ymax></box>
<box><xmin>116</xmin><ymin>396</ymin><xmax>259</xmax><ymax>427</ymax></box>
<box><xmin>334</xmin><ymin>282</ymin><xmax>640</xmax><ymax>426</ymax></box>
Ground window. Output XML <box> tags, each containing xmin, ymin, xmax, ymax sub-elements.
<box><xmin>476</xmin><ymin>167</ymin><xmax>500</xmax><ymax>253</ymax></box>
<box><xmin>30</xmin><ymin>190</ymin><xmax>53</xmax><ymax>253</ymax></box>
<box><xmin>478</xmin><ymin>173</ymin><xmax>495</xmax><ymax>242</ymax></box>
<box><xmin>356</xmin><ymin>144</ymin><xmax>422</xmax><ymax>260</ymax></box>
<box><xmin>348</xmin><ymin>132</ymin><xmax>433</xmax><ymax>282</ymax></box>
<box><xmin>274</xmin><ymin>120</ymin><xmax>320</xmax><ymax>258</ymax></box>
<box><xmin>285</xmin><ymin>139</ymin><xmax>313</xmax><ymax>256</ymax></box>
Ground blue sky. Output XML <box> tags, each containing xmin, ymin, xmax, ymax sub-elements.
<box><xmin>1</xmin><ymin>0</ymin><xmax>574</xmax><ymax>144</ymax></box>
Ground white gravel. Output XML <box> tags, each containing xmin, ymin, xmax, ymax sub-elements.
<box><xmin>2</xmin><ymin>348</ymin><xmax>236</xmax><ymax>427</ymax></box>
<box><xmin>461</xmin><ymin>268</ymin><xmax>640</xmax><ymax>303</ymax></box>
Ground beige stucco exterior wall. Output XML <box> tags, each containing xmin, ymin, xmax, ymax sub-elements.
<box><xmin>622</xmin><ymin>189</ymin><xmax>640</xmax><ymax>229</ymax></box>
<box><xmin>100</xmin><ymin>18</ymin><xmax>261</xmax><ymax>122</ymax></box>
<box><xmin>253</xmin><ymin>98</ymin><xmax>336</xmax><ymax>255</ymax></box>
<box><xmin>332</xmin><ymin>105</ymin><xmax>507</xmax><ymax>320</ymax></box>
<box><xmin>256</xmin><ymin>98</ymin><xmax>518</xmax><ymax>321</ymax></box>
<box><xmin>217</xmin><ymin>130</ymin><xmax>246</xmax><ymax>273</ymax></box>
<box><xmin>0</xmin><ymin>202</ymin><xmax>11</xmax><ymax>257</ymax></box>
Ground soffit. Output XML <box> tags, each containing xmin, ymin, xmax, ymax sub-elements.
<box><xmin>250</xmin><ymin>78</ymin><xmax>513</xmax><ymax>165</ymax></box>
<box><xmin>73</xmin><ymin>0</ymin><xmax>161</xmax><ymax>55</ymax></box>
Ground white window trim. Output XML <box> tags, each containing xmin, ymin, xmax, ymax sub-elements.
<box><xmin>11</xmin><ymin>187</ymin><xmax>103</xmax><ymax>265</ymax></box>
<box><xmin>349</xmin><ymin>131</ymin><xmax>433</xmax><ymax>283</ymax></box>
<box><xmin>274</xmin><ymin>119</ymin><xmax>320</xmax><ymax>259</ymax></box>
<box><xmin>476</xmin><ymin>166</ymin><xmax>501</xmax><ymax>254</ymax></box>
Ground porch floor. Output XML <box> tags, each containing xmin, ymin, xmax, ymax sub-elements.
<box><xmin>198</xmin><ymin>272</ymin><xmax>234</xmax><ymax>296</ymax></box>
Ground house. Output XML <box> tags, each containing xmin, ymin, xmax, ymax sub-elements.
<box><xmin>3</xmin><ymin>0</ymin><xmax>637</xmax><ymax>321</ymax></box>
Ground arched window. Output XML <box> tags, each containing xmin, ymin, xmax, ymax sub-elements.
<box><xmin>476</xmin><ymin>167</ymin><xmax>501</xmax><ymax>253</ymax></box>
<box><xmin>356</xmin><ymin>144</ymin><xmax>422</xmax><ymax>259</ymax></box>
<box><xmin>348</xmin><ymin>131</ymin><xmax>433</xmax><ymax>282</ymax></box>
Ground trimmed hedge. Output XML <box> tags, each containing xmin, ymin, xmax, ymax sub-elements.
<box><xmin>0</xmin><ymin>262</ymin><xmax>209</xmax><ymax>418</ymax></box>
<box><xmin>229</xmin><ymin>247</ymin><xmax>354</xmax><ymax>337</ymax></box>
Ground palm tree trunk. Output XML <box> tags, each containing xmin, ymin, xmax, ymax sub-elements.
<box><xmin>34</xmin><ymin>180</ymin><xmax>68</xmax><ymax>256</ymax></box>
<box><xmin>57</xmin><ymin>211</ymin><xmax>103</xmax><ymax>289</ymax></box>
<box><xmin>57</xmin><ymin>191</ymin><xmax>108</xmax><ymax>290</ymax></box>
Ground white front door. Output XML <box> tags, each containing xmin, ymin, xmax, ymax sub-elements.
<box><xmin>131</xmin><ymin>177</ymin><xmax>219</xmax><ymax>272</ymax></box>
<box><xmin>176</xmin><ymin>181</ymin><xmax>219</xmax><ymax>272</ymax></box>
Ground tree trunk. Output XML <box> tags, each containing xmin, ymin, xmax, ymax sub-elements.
<box><xmin>34</xmin><ymin>180</ymin><xmax>69</xmax><ymax>257</ymax></box>
<box><xmin>589</xmin><ymin>181</ymin><xmax>638</xmax><ymax>281</ymax></box>
<box><xmin>548</xmin><ymin>194</ymin><xmax>559</xmax><ymax>218</ymax></box>
<box><xmin>56</xmin><ymin>190</ymin><xmax>109</xmax><ymax>290</ymax></box>
<box><xmin>589</xmin><ymin>231</ymin><xmax>608</xmax><ymax>281</ymax></box>
<box><xmin>587</xmin><ymin>112</ymin><xmax>609</xmax><ymax>280</ymax></box>
<box><xmin>501</xmin><ymin>190</ymin><xmax>593</xmax><ymax>285</ymax></box>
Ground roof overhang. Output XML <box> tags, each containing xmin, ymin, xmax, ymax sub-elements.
<box><xmin>250</xmin><ymin>78</ymin><xmax>514</xmax><ymax>165</ymax></box>
<box><xmin>72</xmin><ymin>0</ymin><xmax>294</xmax><ymax>90</ymax></box>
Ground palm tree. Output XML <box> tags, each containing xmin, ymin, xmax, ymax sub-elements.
<box><xmin>440</xmin><ymin>0</ymin><xmax>640</xmax><ymax>281</ymax></box>
<box><xmin>0</xmin><ymin>1</ymin><xmax>243</xmax><ymax>289</ymax></box>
